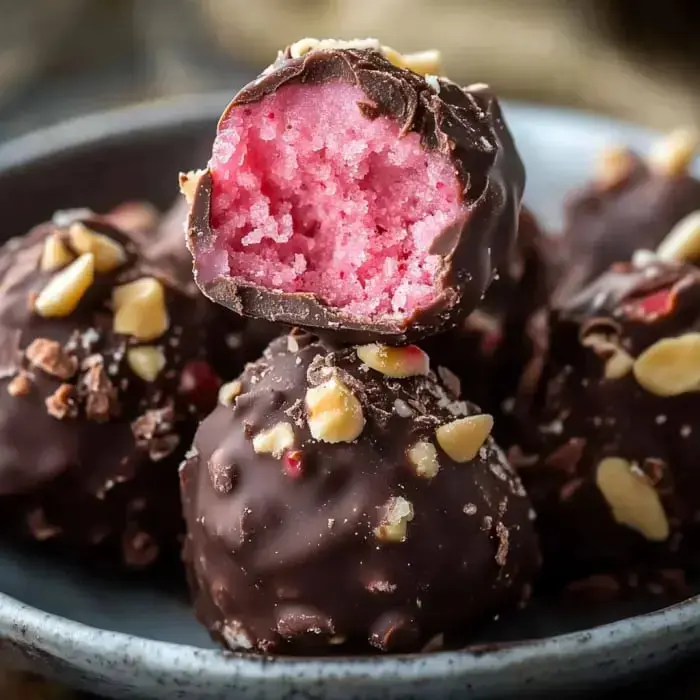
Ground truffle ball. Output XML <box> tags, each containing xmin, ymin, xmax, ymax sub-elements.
<box><xmin>0</xmin><ymin>212</ymin><xmax>256</xmax><ymax>568</ymax></box>
<box><xmin>554</xmin><ymin>130</ymin><xmax>700</xmax><ymax>303</ymax></box>
<box><xmin>185</xmin><ymin>39</ymin><xmax>524</xmax><ymax>344</ymax></box>
<box><xmin>515</xmin><ymin>254</ymin><xmax>700</xmax><ymax>581</ymax></box>
<box><xmin>181</xmin><ymin>331</ymin><xmax>540</xmax><ymax>655</ymax></box>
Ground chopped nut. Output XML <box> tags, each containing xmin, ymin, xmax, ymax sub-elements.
<box><xmin>435</xmin><ymin>414</ymin><xmax>493</xmax><ymax>462</ymax></box>
<box><xmin>648</xmin><ymin>128</ymin><xmax>698</xmax><ymax>176</ymax></box>
<box><xmin>218</xmin><ymin>379</ymin><xmax>242</xmax><ymax>406</ymax></box>
<box><xmin>179</xmin><ymin>169</ymin><xmax>207</xmax><ymax>205</ymax></box>
<box><xmin>356</xmin><ymin>343</ymin><xmax>429</xmax><ymax>378</ymax></box>
<box><xmin>45</xmin><ymin>383</ymin><xmax>77</xmax><ymax>419</ymax></box>
<box><xmin>25</xmin><ymin>338</ymin><xmax>77</xmax><ymax>379</ymax></box>
<box><xmin>604</xmin><ymin>347</ymin><xmax>635</xmax><ymax>379</ymax></box>
<box><xmin>407</xmin><ymin>441</ymin><xmax>440</xmax><ymax>478</ymax></box>
<box><xmin>400</xmin><ymin>49</ymin><xmax>442</xmax><ymax>75</ymax></box>
<box><xmin>113</xmin><ymin>277</ymin><xmax>169</xmax><ymax>341</ymax></box>
<box><xmin>252</xmin><ymin>422</ymin><xmax>295</xmax><ymax>458</ymax></box>
<box><xmin>68</xmin><ymin>222</ymin><xmax>127</xmax><ymax>272</ymax></box>
<box><xmin>34</xmin><ymin>253</ymin><xmax>95</xmax><ymax>318</ymax></box>
<box><xmin>494</xmin><ymin>521</ymin><xmax>510</xmax><ymax>566</ymax></box>
<box><xmin>374</xmin><ymin>496</ymin><xmax>414</xmax><ymax>543</ymax></box>
<box><xmin>80</xmin><ymin>361</ymin><xmax>118</xmax><ymax>421</ymax></box>
<box><xmin>305</xmin><ymin>375</ymin><xmax>365</xmax><ymax>443</ymax></box>
<box><xmin>633</xmin><ymin>333</ymin><xmax>700</xmax><ymax>396</ymax></box>
<box><xmin>40</xmin><ymin>232</ymin><xmax>74</xmax><ymax>271</ymax></box>
<box><xmin>596</xmin><ymin>457</ymin><xmax>670</xmax><ymax>541</ymax></box>
<box><xmin>7</xmin><ymin>371</ymin><xmax>32</xmax><ymax>397</ymax></box>
<box><xmin>656</xmin><ymin>210</ymin><xmax>700</xmax><ymax>263</ymax></box>
<box><xmin>594</xmin><ymin>146</ymin><xmax>635</xmax><ymax>189</ymax></box>
<box><xmin>127</xmin><ymin>346</ymin><xmax>166</xmax><ymax>382</ymax></box>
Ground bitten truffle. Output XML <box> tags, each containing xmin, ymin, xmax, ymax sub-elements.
<box><xmin>181</xmin><ymin>331</ymin><xmax>540</xmax><ymax>655</ymax></box>
<box><xmin>421</xmin><ymin>207</ymin><xmax>551</xmax><ymax>445</ymax></box>
<box><xmin>0</xmin><ymin>212</ymin><xmax>254</xmax><ymax>568</ymax></box>
<box><xmin>554</xmin><ymin>129</ymin><xmax>700</xmax><ymax>303</ymax></box>
<box><xmin>185</xmin><ymin>38</ymin><xmax>525</xmax><ymax>344</ymax></box>
<box><xmin>515</xmin><ymin>253</ymin><xmax>700</xmax><ymax>581</ymax></box>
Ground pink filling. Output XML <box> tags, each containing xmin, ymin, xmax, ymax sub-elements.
<box><xmin>205</xmin><ymin>82</ymin><xmax>466</xmax><ymax>321</ymax></box>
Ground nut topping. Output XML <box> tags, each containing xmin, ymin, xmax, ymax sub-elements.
<box><xmin>34</xmin><ymin>253</ymin><xmax>95</xmax><ymax>318</ymax></box>
<box><xmin>374</xmin><ymin>496</ymin><xmax>415</xmax><ymax>543</ymax></box>
<box><xmin>596</xmin><ymin>457</ymin><xmax>670</xmax><ymax>541</ymax></box>
<box><xmin>127</xmin><ymin>346</ymin><xmax>166</xmax><ymax>382</ymax></box>
<box><xmin>305</xmin><ymin>375</ymin><xmax>365</xmax><ymax>443</ymax></box>
<box><xmin>68</xmin><ymin>222</ymin><xmax>127</xmax><ymax>273</ymax></box>
<box><xmin>633</xmin><ymin>333</ymin><xmax>700</xmax><ymax>396</ymax></box>
<box><xmin>656</xmin><ymin>210</ymin><xmax>700</xmax><ymax>263</ymax></box>
<box><xmin>435</xmin><ymin>414</ymin><xmax>493</xmax><ymax>462</ymax></box>
<box><xmin>595</xmin><ymin>146</ymin><xmax>635</xmax><ymax>190</ymax></box>
<box><xmin>647</xmin><ymin>128</ymin><xmax>699</xmax><ymax>176</ymax></box>
<box><xmin>113</xmin><ymin>277</ymin><xmax>169</xmax><ymax>341</ymax></box>
<box><xmin>218</xmin><ymin>379</ymin><xmax>243</xmax><ymax>406</ymax></box>
<box><xmin>252</xmin><ymin>422</ymin><xmax>296</xmax><ymax>458</ymax></box>
<box><xmin>40</xmin><ymin>233</ymin><xmax>74</xmax><ymax>271</ymax></box>
<box><xmin>179</xmin><ymin>169</ymin><xmax>207</xmax><ymax>205</ymax></box>
<box><xmin>407</xmin><ymin>441</ymin><xmax>440</xmax><ymax>478</ymax></box>
<box><xmin>25</xmin><ymin>338</ymin><xmax>77</xmax><ymax>379</ymax></box>
<box><xmin>356</xmin><ymin>343</ymin><xmax>429</xmax><ymax>378</ymax></box>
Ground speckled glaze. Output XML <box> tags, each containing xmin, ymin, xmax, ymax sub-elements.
<box><xmin>0</xmin><ymin>95</ymin><xmax>699</xmax><ymax>699</ymax></box>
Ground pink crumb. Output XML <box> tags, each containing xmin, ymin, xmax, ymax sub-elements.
<box><xmin>205</xmin><ymin>82</ymin><xmax>466</xmax><ymax>322</ymax></box>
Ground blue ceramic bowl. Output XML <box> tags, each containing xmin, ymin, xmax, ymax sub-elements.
<box><xmin>0</xmin><ymin>95</ymin><xmax>699</xmax><ymax>699</ymax></box>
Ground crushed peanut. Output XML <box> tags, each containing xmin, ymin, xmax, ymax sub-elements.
<box><xmin>435</xmin><ymin>414</ymin><xmax>493</xmax><ymax>462</ymax></box>
<box><xmin>252</xmin><ymin>422</ymin><xmax>296</xmax><ymax>458</ymax></box>
<box><xmin>595</xmin><ymin>146</ymin><xmax>635</xmax><ymax>189</ymax></box>
<box><xmin>596</xmin><ymin>457</ymin><xmax>670</xmax><ymax>541</ymax></box>
<box><xmin>25</xmin><ymin>338</ymin><xmax>77</xmax><ymax>379</ymax></box>
<box><xmin>45</xmin><ymin>383</ymin><xmax>77</xmax><ymax>420</ymax></box>
<box><xmin>374</xmin><ymin>496</ymin><xmax>414</xmax><ymax>543</ymax></box>
<box><xmin>7</xmin><ymin>372</ymin><xmax>32</xmax><ymax>397</ymax></box>
<box><xmin>40</xmin><ymin>233</ymin><xmax>74</xmax><ymax>271</ymax></box>
<box><xmin>68</xmin><ymin>222</ymin><xmax>127</xmax><ymax>273</ymax></box>
<box><xmin>34</xmin><ymin>253</ymin><xmax>95</xmax><ymax>318</ymax></box>
<box><xmin>407</xmin><ymin>441</ymin><xmax>440</xmax><ymax>478</ymax></box>
<box><xmin>305</xmin><ymin>375</ymin><xmax>365</xmax><ymax>443</ymax></box>
<box><xmin>127</xmin><ymin>346</ymin><xmax>166</xmax><ymax>382</ymax></box>
<box><xmin>218</xmin><ymin>379</ymin><xmax>243</xmax><ymax>406</ymax></box>
<box><xmin>179</xmin><ymin>170</ymin><xmax>206</xmax><ymax>205</ymax></box>
<box><xmin>647</xmin><ymin>128</ymin><xmax>698</xmax><ymax>176</ymax></box>
<box><xmin>113</xmin><ymin>277</ymin><xmax>169</xmax><ymax>341</ymax></box>
<box><xmin>356</xmin><ymin>343</ymin><xmax>429</xmax><ymax>378</ymax></box>
<box><xmin>633</xmin><ymin>333</ymin><xmax>700</xmax><ymax>396</ymax></box>
<box><xmin>656</xmin><ymin>210</ymin><xmax>700</xmax><ymax>263</ymax></box>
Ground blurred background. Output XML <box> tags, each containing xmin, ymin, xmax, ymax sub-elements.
<box><xmin>1</xmin><ymin>0</ymin><xmax>700</xmax><ymax>141</ymax></box>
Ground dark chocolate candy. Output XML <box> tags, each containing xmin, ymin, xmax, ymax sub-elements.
<box><xmin>421</xmin><ymin>206</ymin><xmax>551</xmax><ymax>445</ymax></box>
<box><xmin>0</xmin><ymin>212</ymin><xmax>264</xmax><ymax>568</ymax></box>
<box><xmin>186</xmin><ymin>45</ymin><xmax>525</xmax><ymax>344</ymax></box>
<box><xmin>181</xmin><ymin>331</ymin><xmax>539</xmax><ymax>654</ymax></box>
<box><xmin>554</xmin><ymin>140</ymin><xmax>700</xmax><ymax>304</ymax></box>
<box><xmin>514</xmin><ymin>255</ymin><xmax>700</xmax><ymax>581</ymax></box>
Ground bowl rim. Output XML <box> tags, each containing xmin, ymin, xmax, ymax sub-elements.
<box><xmin>0</xmin><ymin>94</ymin><xmax>692</xmax><ymax>681</ymax></box>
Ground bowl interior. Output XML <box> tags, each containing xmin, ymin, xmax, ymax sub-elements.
<box><xmin>0</xmin><ymin>96</ymin><xmax>695</xmax><ymax>652</ymax></box>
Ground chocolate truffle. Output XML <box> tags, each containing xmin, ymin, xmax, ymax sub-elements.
<box><xmin>421</xmin><ymin>206</ymin><xmax>551</xmax><ymax>445</ymax></box>
<box><xmin>0</xmin><ymin>212</ymin><xmax>240</xmax><ymax>568</ymax></box>
<box><xmin>515</xmin><ymin>253</ymin><xmax>700</xmax><ymax>581</ymax></box>
<box><xmin>554</xmin><ymin>129</ymin><xmax>700</xmax><ymax>303</ymax></box>
<box><xmin>181</xmin><ymin>331</ymin><xmax>539</xmax><ymax>654</ymax></box>
<box><xmin>185</xmin><ymin>39</ymin><xmax>525</xmax><ymax>344</ymax></box>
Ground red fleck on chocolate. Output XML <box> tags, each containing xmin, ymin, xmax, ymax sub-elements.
<box><xmin>623</xmin><ymin>287</ymin><xmax>675</xmax><ymax>321</ymax></box>
<box><xmin>283</xmin><ymin>450</ymin><xmax>304</xmax><ymax>479</ymax></box>
<box><xmin>480</xmin><ymin>329</ymin><xmax>503</xmax><ymax>356</ymax></box>
<box><xmin>179</xmin><ymin>360</ymin><xmax>221</xmax><ymax>413</ymax></box>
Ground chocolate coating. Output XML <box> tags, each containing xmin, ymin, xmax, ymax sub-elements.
<box><xmin>187</xmin><ymin>47</ymin><xmax>525</xmax><ymax>344</ymax></box>
<box><xmin>515</xmin><ymin>256</ymin><xmax>700</xmax><ymax>581</ymax></box>
<box><xmin>554</xmin><ymin>149</ymin><xmax>700</xmax><ymax>303</ymax></box>
<box><xmin>0</xmin><ymin>212</ymin><xmax>259</xmax><ymax>568</ymax></box>
<box><xmin>421</xmin><ymin>207</ymin><xmax>551</xmax><ymax>445</ymax></box>
<box><xmin>181</xmin><ymin>332</ymin><xmax>539</xmax><ymax>654</ymax></box>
